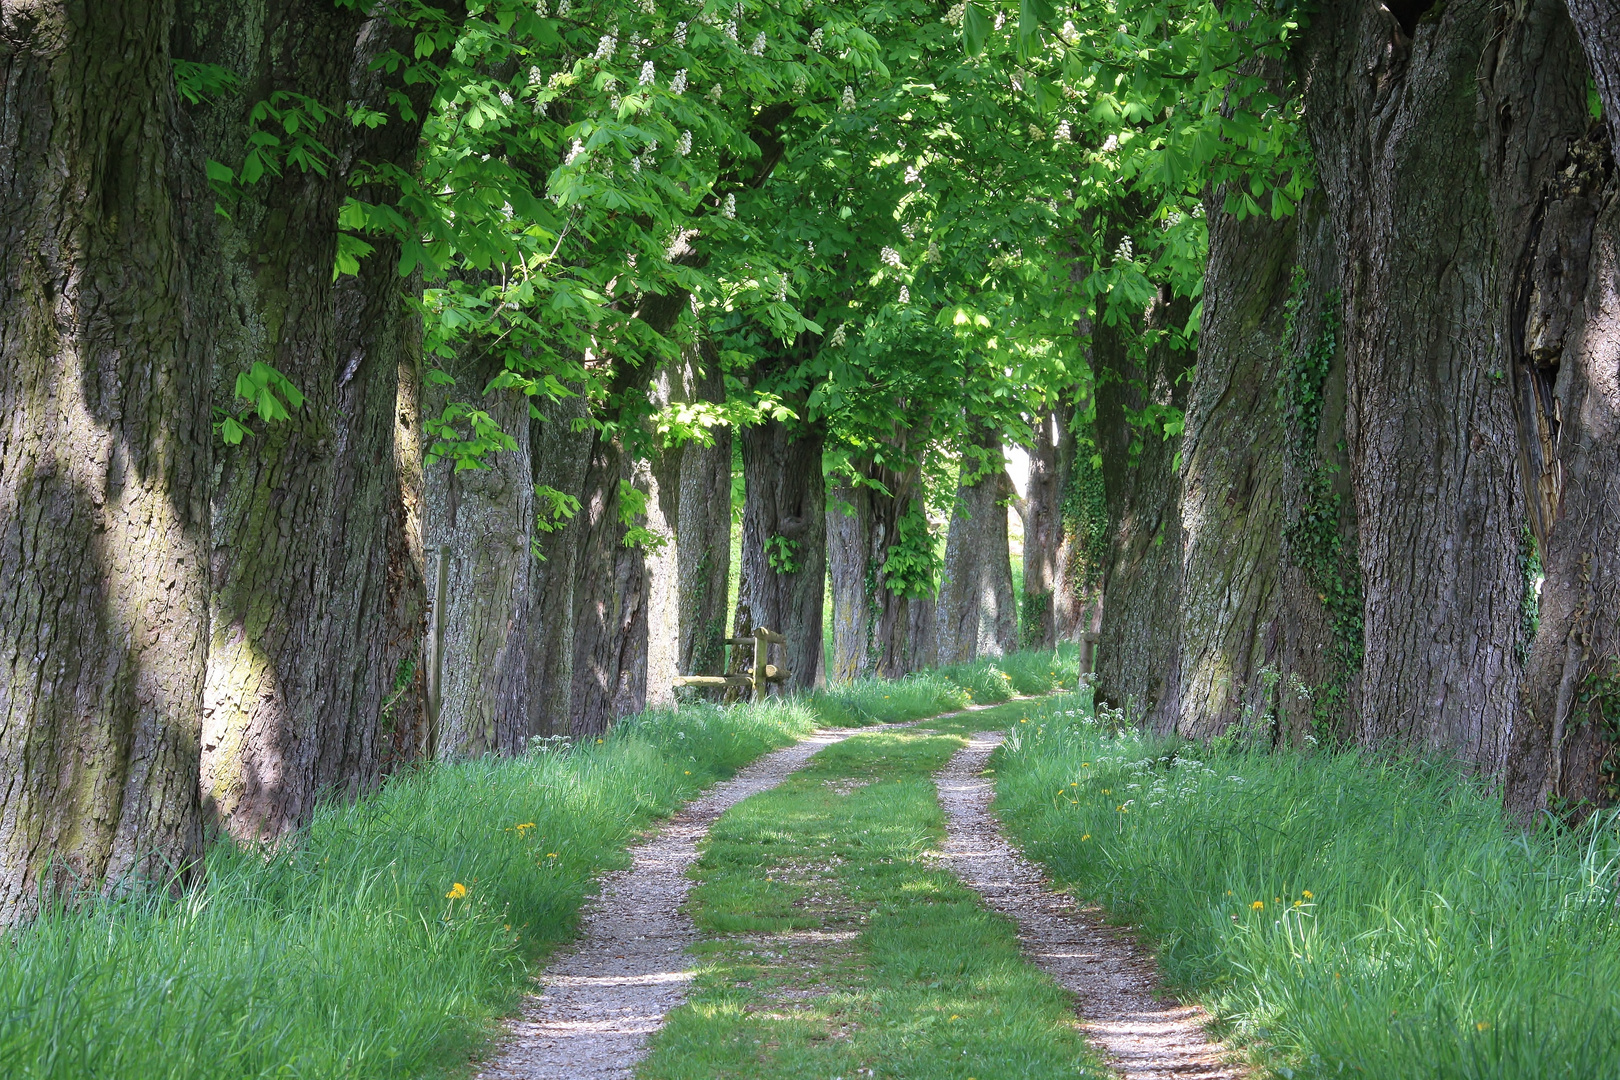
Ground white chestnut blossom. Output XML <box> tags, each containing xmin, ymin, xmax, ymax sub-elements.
<box><xmin>709</xmin><ymin>83</ymin><xmax>723</xmax><ymax>101</ymax></box>
<box><xmin>556</xmin><ymin>0</ymin><xmax>570</xmax><ymax>14</ymax></box>
<box><xmin>722</xmin><ymin>192</ymin><xmax>736</xmax><ymax>218</ymax></box>
<box><xmin>840</xmin><ymin>84</ymin><xmax>856</xmax><ymax>110</ymax></box>
<box><xmin>677</xmin><ymin>130</ymin><xmax>692</xmax><ymax>155</ymax></box>
<box><xmin>1101</xmin><ymin>132</ymin><xmax>1119</xmax><ymax>152</ymax></box>
<box><xmin>1060</xmin><ymin>19</ymin><xmax>1079</xmax><ymax>44</ymax></box>
<box><xmin>639</xmin><ymin>60</ymin><xmax>656</xmax><ymax>85</ymax></box>
<box><xmin>808</xmin><ymin>27</ymin><xmax>824</xmax><ymax>51</ymax></box>
<box><xmin>750</xmin><ymin>31</ymin><xmax>766</xmax><ymax>55</ymax></box>
<box><xmin>1055</xmin><ymin>120</ymin><xmax>1071</xmax><ymax>142</ymax></box>
<box><xmin>828</xmin><ymin>323</ymin><xmax>847</xmax><ymax>347</ymax></box>
<box><xmin>723</xmin><ymin>19</ymin><xmax>738</xmax><ymax>40</ymax></box>
<box><xmin>566</xmin><ymin>139</ymin><xmax>585</xmax><ymax>164</ymax></box>
<box><xmin>500</xmin><ymin>89</ymin><xmax>515</xmax><ymax>108</ymax></box>
<box><xmin>1115</xmin><ymin>235</ymin><xmax>1134</xmax><ymax>262</ymax></box>
<box><xmin>534</xmin><ymin>0</ymin><xmax>548</xmax><ymax>15</ymax></box>
<box><xmin>898</xmin><ymin>286</ymin><xmax>909</xmax><ymax>304</ymax></box>
<box><xmin>669</xmin><ymin>68</ymin><xmax>688</xmax><ymax>94</ymax></box>
<box><xmin>673</xmin><ymin>21</ymin><xmax>688</xmax><ymax>46</ymax></box>
<box><xmin>773</xmin><ymin>278</ymin><xmax>787</xmax><ymax>302</ymax></box>
<box><xmin>904</xmin><ymin>165</ymin><xmax>920</xmax><ymax>184</ymax></box>
<box><xmin>880</xmin><ymin>245</ymin><xmax>903</xmax><ymax>268</ymax></box>
<box><xmin>792</xmin><ymin>72</ymin><xmax>807</xmax><ymax>96</ymax></box>
<box><xmin>593</xmin><ymin>33</ymin><xmax>617</xmax><ymax>61</ymax></box>
<box><xmin>944</xmin><ymin>2</ymin><xmax>964</xmax><ymax>24</ymax></box>
<box><xmin>641</xmin><ymin>0</ymin><xmax>656</xmax><ymax>13</ymax></box>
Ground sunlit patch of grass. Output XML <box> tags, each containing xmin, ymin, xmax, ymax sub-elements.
<box><xmin>640</xmin><ymin>718</ymin><xmax>1110</xmax><ymax>1080</ymax></box>
<box><xmin>995</xmin><ymin>691</ymin><xmax>1620</xmax><ymax>1080</ymax></box>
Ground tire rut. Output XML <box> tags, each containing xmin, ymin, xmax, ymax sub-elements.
<box><xmin>935</xmin><ymin>731</ymin><xmax>1241</xmax><ymax>1080</ymax></box>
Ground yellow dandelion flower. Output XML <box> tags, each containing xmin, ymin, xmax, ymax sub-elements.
<box><xmin>684</xmin><ymin>770</ymin><xmax>691</xmax><ymax>774</ymax></box>
<box><xmin>1293</xmin><ymin>900</ymin><xmax>1302</xmax><ymax>907</ymax></box>
<box><xmin>1117</xmin><ymin>804</ymin><xmax>1127</xmax><ymax>812</ymax></box>
<box><xmin>1251</xmin><ymin>900</ymin><xmax>1264</xmax><ymax>910</ymax></box>
<box><xmin>547</xmin><ymin>852</ymin><xmax>558</xmax><ymax>858</ymax></box>
<box><xmin>446</xmin><ymin>882</ymin><xmax>468</xmax><ymax>900</ymax></box>
<box><xmin>596</xmin><ymin>738</ymin><xmax>604</xmax><ymax>743</ymax></box>
<box><xmin>1302</xmin><ymin>890</ymin><xmax>1314</xmax><ymax>900</ymax></box>
<box><xmin>1274</xmin><ymin>897</ymin><xmax>1281</xmax><ymax>903</ymax></box>
<box><xmin>1476</xmin><ymin>1021</ymin><xmax>1490</xmax><ymax>1032</ymax></box>
<box><xmin>1081</xmin><ymin>833</ymin><xmax>1091</xmax><ymax>841</ymax></box>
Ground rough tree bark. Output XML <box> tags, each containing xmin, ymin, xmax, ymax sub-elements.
<box><xmin>423</xmin><ymin>372</ymin><xmax>533</xmax><ymax>760</ymax></box>
<box><xmin>0</xmin><ymin>0</ymin><xmax>208</xmax><ymax>919</ymax></box>
<box><xmin>1092</xmin><ymin>290</ymin><xmax>1193</xmax><ymax>731</ymax></box>
<box><xmin>675</xmin><ymin>343</ymin><xmax>733</xmax><ymax>687</ymax></box>
<box><xmin>525</xmin><ymin>388</ymin><xmax>591</xmax><ymax>738</ymax></box>
<box><xmin>1020</xmin><ymin>408</ymin><xmax>1066</xmax><ymax>650</ymax></box>
<box><xmin>827</xmin><ymin>460</ymin><xmax>927</xmax><ymax>680</ymax></box>
<box><xmin>1490</xmin><ymin>0</ymin><xmax>1620</xmax><ymax>812</ymax></box>
<box><xmin>935</xmin><ymin>427</ymin><xmax>1017</xmax><ymax>665</ymax></box>
<box><xmin>734</xmin><ymin>409</ymin><xmax>826</xmax><ymax>692</ymax></box>
<box><xmin>182</xmin><ymin>2</ymin><xmax>448</xmax><ymax>838</ymax></box>
<box><xmin>1303</xmin><ymin>0</ymin><xmax>1526</xmax><ymax>767</ymax></box>
<box><xmin>1173</xmin><ymin>199</ymin><xmax>1294</xmax><ymax>740</ymax></box>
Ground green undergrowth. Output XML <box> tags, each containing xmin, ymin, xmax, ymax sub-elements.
<box><xmin>994</xmin><ymin>690</ymin><xmax>1620</xmax><ymax>1079</ymax></box>
<box><xmin>0</xmin><ymin>651</ymin><xmax>1072</xmax><ymax>1080</ymax></box>
<box><xmin>640</xmin><ymin>700</ymin><xmax>1109</xmax><ymax>1080</ymax></box>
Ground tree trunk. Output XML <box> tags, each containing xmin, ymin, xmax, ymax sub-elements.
<box><xmin>734</xmin><ymin>413</ymin><xmax>826</xmax><ymax>692</ymax></box>
<box><xmin>827</xmin><ymin>474</ymin><xmax>874</xmax><ymax>682</ymax></box>
<box><xmin>1093</xmin><ymin>290</ymin><xmax>1193</xmax><ymax>731</ymax></box>
<box><xmin>1565</xmin><ymin>0</ymin><xmax>1620</xmax><ymax>163</ymax></box>
<box><xmin>526</xmin><ymin>388</ymin><xmax>592</xmax><ymax>738</ymax></box>
<box><xmin>827</xmin><ymin>461</ymin><xmax>926</xmax><ymax>679</ymax></box>
<box><xmin>569</xmin><ymin>432</ymin><xmax>649</xmax><ymax>735</ymax></box>
<box><xmin>183</xmin><ymin>2</ymin><xmax>444</xmax><ymax>839</ymax></box>
<box><xmin>1487</xmin><ymin>1</ymin><xmax>1620</xmax><ymax>812</ymax></box>
<box><xmin>1021</xmin><ymin>408</ymin><xmax>1064</xmax><ymax>649</ymax></box>
<box><xmin>674</xmin><ymin>346</ymin><xmax>733</xmax><ymax>687</ymax></box>
<box><xmin>1303</xmin><ymin>0</ymin><xmax>1526</xmax><ymax>767</ymax></box>
<box><xmin>935</xmin><ymin>429</ymin><xmax>1017</xmax><ymax>664</ymax></box>
<box><xmin>1053</xmin><ymin>401</ymin><xmax>1105</xmax><ymax>643</ymax></box>
<box><xmin>0</xmin><ymin>0</ymin><xmax>208</xmax><ymax>920</ymax></box>
<box><xmin>1173</xmin><ymin>198</ymin><xmax>1294</xmax><ymax>740</ymax></box>
<box><xmin>423</xmin><ymin>376</ymin><xmax>533</xmax><ymax>760</ymax></box>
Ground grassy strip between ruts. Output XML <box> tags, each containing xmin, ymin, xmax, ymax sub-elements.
<box><xmin>993</xmin><ymin>688</ymin><xmax>1620</xmax><ymax>1080</ymax></box>
<box><xmin>640</xmin><ymin>699</ymin><xmax>1110</xmax><ymax>1080</ymax></box>
<box><xmin>0</xmin><ymin>649</ymin><xmax>1079</xmax><ymax>1080</ymax></box>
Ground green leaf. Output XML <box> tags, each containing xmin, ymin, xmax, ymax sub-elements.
<box><xmin>962</xmin><ymin>3</ymin><xmax>992</xmax><ymax>57</ymax></box>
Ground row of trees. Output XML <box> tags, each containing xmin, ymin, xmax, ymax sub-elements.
<box><xmin>1</xmin><ymin>0</ymin><xmax>1615</xmax><ymax>924</ymax></box>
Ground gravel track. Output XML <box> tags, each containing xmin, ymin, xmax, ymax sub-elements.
<box><xmin>935</xmin><ymin>731</ymin><xmax>1240</xmax><ymax>1080</ymax></box>
<box><xmin>475</xmin><ymin>722</ymin><xmax>916</xmax><ymax>1080</ymax></box>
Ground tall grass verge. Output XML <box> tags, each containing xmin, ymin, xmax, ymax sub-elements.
<box><xmin>0</xmin><ymin>653</ymin><xmax>1069</xmax><ymax>1079</ymax></box>
<box><xmin>994</xmin><ymin>691</ymin><xmax>1620</xmax><ymax>1079</ymax></box>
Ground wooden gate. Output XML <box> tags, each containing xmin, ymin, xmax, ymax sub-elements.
<box><xmin>673</xmin><ymin>627</ymin><xmax>790</xmax><ymax>702</ymax></box>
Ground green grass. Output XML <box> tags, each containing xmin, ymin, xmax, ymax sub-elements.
<box><xmin>0</xmin><ymin>654</ymin><xmax>1070</xmax><ymax>1080</ymax></box>
<box><xmin>639</xmin><ymin>700</ymin><xmax>1109</xmax><ymax>1080</ymax></box>
<box><xmin>993</xmin><ymin>689</ymin><xmax>1620</xmax><ymax>1079</ymax></box>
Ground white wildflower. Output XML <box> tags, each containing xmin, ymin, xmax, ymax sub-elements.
<box><xmin>880</xmin><ymin>245</ymin><xmax>903</xmax><ymax>268</ymax></box>
<box><xmin>722</xmin><ymin>192</ymin><xmax>736</xmax><ymax>218</ymax></box>
<box><xmin>841</xmin><ymin>84</ymin><xmax>856</xmax><ymax>110</ymax></box>
<box><xmin>677</xmin><ymin>129</ymin><xmax>692</xmax><ymax>155</ymax></box>
<box><xmin>1164</xmin><ymin>210</ymin><xmax>1183</xmax><ymax>229</ymax></box>
<box><xmin>994</xmin><ymin>10</ymin><xmax>1004</xmax><ymax>29</ymax></box>
<box><xmin>673</xmin><ymin>21</ymin><xmax>688</xmax><ymax>46</ymax></box>
<box><xmin>1055</xmin><ymin>120</ymin><xmax>1071</xmax><ymax>142</ymax></box>
<box><xmin>751</xmin><ymin>31</ymin><xmax>766</xmax><ymax>55</ymax></box>
<box><xmin>527</xmin><ymin>66</ymin><xmax>544</xmax><ymax>87</ymax></box>
<box><xmin>670</xmin><ymin>68</ymin><xmax>688</xmax><ymax>94</ymax></box>
<box><xmin>594</xmin><ymin>33</ymin><xmax>617</xmax><ymax>61</ymax></box>
<box><xmin>639</xmin><ymin>60</ymin><xmax>656</xmax><ymax>85</ymax></box>
<box><xmin>808</xmin><ymin>27</ymin><xmax>824</xmax><ymax>51</ymax></box>
<box><xmin>609</xmin><ymin>93</ymin><xmax>621</xmax><ymax>111</ymax></box>
<box><xmin>828</xmin><ymin>323</ymin><xmax>847</xmax><ymax>347</ymax></box>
